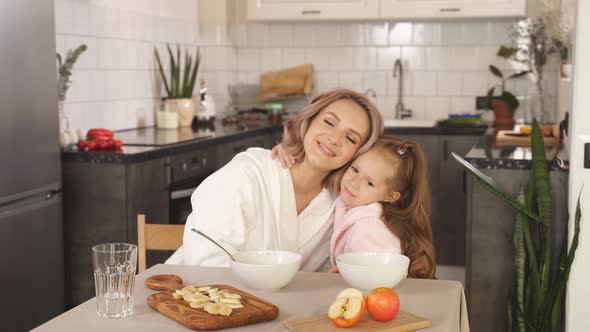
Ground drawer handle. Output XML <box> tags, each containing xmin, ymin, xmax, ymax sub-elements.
<box><xmin>301</xmin><ymin>10</ymin><xmax>321</xmax><ymax>15</ymax></box>
<box><xmin>440</xmin><ymin>8</ymin><xmax>461</xmax><ymax>13</ymax></box>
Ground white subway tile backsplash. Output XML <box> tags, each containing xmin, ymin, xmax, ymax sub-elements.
<box><xmin>401</xmin><ymin>47</ymin><xmax>426</xmax><ymax>71</ymax></box>
<box><xmin>364</xmin><ymin>22</ymin><xmax>389</xmax><ymax>46</ymax></box>
<box><xmin>362</xmin><ymin>72</ymin><xmax>387</xmax><ymax>95</ymax></box>
<box><xmin>405</xmin><ymin>97</ymin><xmax>426</xmax><ymax>120</ymax></box>
<box><xmin>412</xmin><ymin>23</ymin><xmax>441</xmax><ymax>45</ymax></box>
<box><xmin>437</xmin><ymin>72</ymin><xmax>462</xmax><ymax>96</ymax></box>
<box><xmin>315</xmin><ymin>72</ymin><xmax>339</xmax><ymax>93</ymax></box>
<box><xmin>282</xmin><ymin>48</ymin><xmax>305</xmax><ymax>68</ymax></box>
<box><xmin>246</xmin><ymin>23</ymin><xmax>270</xmax><ymax>47</ymax></box>
<box><xmin>353</xmin><ymin>47</ymin><xmax>377</xmax><ymax>71</ymax></box>
<box><xmin>463</xmin><ymin>72</ymin><xmax>488</xmax><ymax>96</ymax></box>
<box><xmin>425</xmin><ymin>97</ymin><xmax>451</xmax><ymax>120</ymax></box>
<box><xmin>237</xmin><ymin>48</ymin><xmax>260</xmax><ymax>71</ymax></box>
<box><xmin>338</xmin><ymin>72</ymin><xmax>363</xmax><ymax>92</ymax></box>
<box><xmin>292</xmin><ymin>24</ymin><xmax>316</xmax><ymax>47</ymax></box>
<box><xmin>451</xmin><ymin>47</ymin><xmax>478</xmax><ymax>71</ymax></box>
<box><xmin>488</xmin><ymin>20</ymin><xmax>514</xmax><ymax>45</ymax></box>
<box><xmin>389</xmin><ymin>22</ymin><xmax>412</xmax><ymax>45</ymax></box>
<box><xmin>305</xmin><ymin>48</ymin><xmax>332</xmax><ymax>71</ymax></box>
<box><xmin>441</xmin><ymin>23</ymin><xmax>463</xmax><ymax>45</ymax></box>
<box><xmin>72</xmin><ymin>0</ymin><xmax>90</xmax><ymax>36</ymax></box>
<box><xmin>451</xmin><ymin>97</ymin><xmax>476</xmax><ymax>113</ymax></box>
<box><xmin>377</xmin><ymin>47</ymin><xmax>401</xmax><ymax>71</ymax></box>
<box><xmin>375</xmin><ymin>95</ymin><xmax>396</xmax><ymax>116</ymax></box>
<box><xmin>201</xmin><ymin>23</ymin><xmax>229</xmax><ymax>46</ymax></box>
<box><xmin>329</xmin><ymin>48</ymin><xmax>354</xmax><ymax>71</ymax></box>
<box><xmin>477</xmin><ymin>46</ymin><xmax>505</xmax><ymax>70</ymax></box>
<box><xmin>339</xmin><ymin>24</ymin><xmax>364</xmax><ymax>46</ymax></box>
<box><xmin>270</xmin><ymin>24</ymin><xmax>293</xmax><ymax>47</ymax></box>
<box><xmin>260</xmin><ymin>48</ymin><xmax>283</xmax><ymax>71</ymax></box>
<box><xmin>463</xmin><ymin>22</ymin><xmax>489</xmax><ymax>45</ymax></box>
<box><xmin>315</xmin><ymin>24</ymin><xmax>341</xmax><ymax>47</ymax></box>
<box><xmin>387</xmin><ymin>70</ymin><xmax>412</xmax><ymax>96</ymax></box>
<box><xmin>412</xmin><ymin>72</ymin><xmax>437</xmax><ymax>96</ymax></box>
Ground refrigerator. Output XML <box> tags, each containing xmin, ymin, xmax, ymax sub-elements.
<box><xmin>0</xmin><ymin>0</ymin><xmax>65</xmax><ymax>331</ymax></box>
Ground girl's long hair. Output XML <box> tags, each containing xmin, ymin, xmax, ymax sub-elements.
<box><xmin>375</xmin><ymin>135</ymin><xmax>436</xmax><ymax>279</ymax></box>
<box><xmin>281</xmin><ymin>88</ymin><xmax>384</xmax><ymax>193</ymax></box>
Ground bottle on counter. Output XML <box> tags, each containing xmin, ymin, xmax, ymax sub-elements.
<box><xmin>197</xmin><ymin>80</ymin><xmax>216</xmax><ymax>123</ymax></box>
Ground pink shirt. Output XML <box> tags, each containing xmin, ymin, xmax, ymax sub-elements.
<box><xmin>329</xmin><ymin>197</ymin><xmax>402</xmax><ymax>268</ymax></box>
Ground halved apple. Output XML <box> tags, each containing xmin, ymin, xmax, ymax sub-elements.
<box><xmin>336</xmin><ymin>288</ymin><xmax>366</xmax><ymax>313</ymax></box>
<box><xmin>328</xmin><ymin>297</ymin><xmax>365</xmax><ymax>328</ymax></box>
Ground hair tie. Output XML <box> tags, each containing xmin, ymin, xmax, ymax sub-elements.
<box><xmin>396</xmin><ymin>143</ymin><xmax>407</xmax><ymax>156</ymax></box>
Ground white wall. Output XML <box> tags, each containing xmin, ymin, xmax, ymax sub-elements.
<box><xmin>566</xmin><ymin>0</ymin><xmax>590</xmax><ymax>330</ymax></box>
<box><xmin>54</xmin><ymin>0</ymin><xmax>199</xmax><ymax>131</ymax></box>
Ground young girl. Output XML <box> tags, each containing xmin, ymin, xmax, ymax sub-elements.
<box><xmin>273</xmin><ymin>135</ymin><xmax>436</xmax><ymax>279</ymax></box>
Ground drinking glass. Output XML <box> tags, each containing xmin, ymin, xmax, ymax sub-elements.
<box><xmin>92</xmin><ymin>243</ymin><xmax>137</xmax><ymax>318</ymax></box>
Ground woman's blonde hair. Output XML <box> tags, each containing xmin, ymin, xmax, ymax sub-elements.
<box><xmin>281</xmin><ymin>88</ymin><xmax>384</xmax><ymax>193</ymax></box>
<box><xmin>375</xmin><ymin>135</ymin><xmax>436</xmax><ymax>279</ymax></box>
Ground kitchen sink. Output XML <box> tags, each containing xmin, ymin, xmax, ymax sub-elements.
<box><xmin>383</xmin><ymin>119</ymin><xmax>438</xmax><ymax>128</ymax></box>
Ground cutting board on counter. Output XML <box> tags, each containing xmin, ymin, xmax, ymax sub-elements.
<box><xmin>284</xmin><ymin>310</ymin><xmax>431</xmax><ymax>332</ymax></box>
<box><xmin>146</xmin><ymin>275</ymin><xmax>279</xmax><ymax>331</ymax></box>
<box><xmin>496</xmin><ymin>130</ymin><xmax>559</xmax><ymax>147</ymax></box>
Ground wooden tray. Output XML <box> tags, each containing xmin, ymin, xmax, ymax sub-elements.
<box><xmin>496</xmin><ymin>130</ymin><xmax>559</xmax><ymax>147</ymax></box>
<box><xmin>145</xmin><ymin>274</ymin><xmax>279</xmax><ymax>331</ymax></box>
<box><xmin>284</xmin><ymin>310</ymin><xmax>431</xmax><ymax>332</ymax></box>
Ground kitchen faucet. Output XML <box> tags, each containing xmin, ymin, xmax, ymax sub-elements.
<box><xmin>393</xmin><ymin>59</ymin><xmax>412</xmax><ymax>119</ymax></box>
<box><xmin>364</xmin><ymin>88</ymin><xmax>377</xmax><ymax>99</ymax></box>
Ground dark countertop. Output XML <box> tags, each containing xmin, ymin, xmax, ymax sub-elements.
<box><xmin>465</xmin><ymin>128</ymin><xmax>565</xmax><ymax>170</ymax></box>
<box><xmin>62</xmin><ymin>120</ymin><xmax>488</xmax><ymax>164</ymax></box>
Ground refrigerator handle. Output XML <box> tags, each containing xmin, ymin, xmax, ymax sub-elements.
<box><xmin>0</xmin><ymin>189</ymin><xmax>62</xmax><ymax>210</ymax></box>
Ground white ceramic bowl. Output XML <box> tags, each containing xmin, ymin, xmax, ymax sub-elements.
<box><xmin>336</xmin><ymin>251</ymin><xmax>410</xmax><ymax>291</ymax></box>
<box><xmin>230</xmin><ymin>250</ymin><xmax>301</xmax><ymax>291</ymax></box>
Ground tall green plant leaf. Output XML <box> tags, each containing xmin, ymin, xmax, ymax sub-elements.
<box><xmin>522</xmin><ymin>179</ymin><xmax>540</xmax><ymax>327</ymax></box>
<box><xmin>187</xmin><ymin>48</ymin><xmax>201</xmax><ymax>98</ymax></box>
<box><xmin>175</xmin><ymin>44</ymin><xmax>181</xmax><ymax>96</ymax></box>
<box><xmin>166</xmin><ymin>44</ymin><xmax>177</xmax><ymax>97</ymax></box>
<box><xmin>153</xmin><ymin>48</ymin><xmax>170</xmax><ymax>97</ymax></box>
<box><xmin>452</xmin><ymin>153</ymin><xmax>541</xmax><ymax>222</ymax></box>
<box><xmin>181</xmin><ymin>53</ymin><xmax>192</xmax><ymax>98</ymax></box>
<box><xmin>514</xmin><ymin>187</ymin><xmax>526</xmax><ymax>332</ymax></box>
<box><xmin>531</xmin><ymin>119</ymin><xmax>553</xmax><ymax>324</ymax></box>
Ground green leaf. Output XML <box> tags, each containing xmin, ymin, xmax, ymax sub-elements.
<box><xmin>498</xmin><ymin>46</ymin><xmax>518</xmax><ymax>58</ymax></box>
<box><xmin>166</xmin><ymin>44</ymin><xmax>177</xmax><ymax>97</ymax></box>
<box><xmin>522</xmin><ymin>179</ymin><xmax>540</xmax><ymax>326</ymax></box>
<box><xmin>154</xmin><ymin>48</ymin><xmax>171</xmax><ymax>97</ymax></box>
<box><xmin>187</xmin><ymin>48</ymin><xmax>201</xmax><ymax>98</ymax></box>
<box><xmin>452</xmin><ymin>153</ymin><xmax>541</xmax><ymax>222</ymax></box>
<box><xmin>489</xmin><ymin>65</ymin><xmax>503</xmax><ymax>78</ymax></box>
<box><xmin>502</xmin><ymin>91</ymin><xmax>520</xmax><ymax>112</ymax></box>
<box><xmin>514</xmin><ymin>187</ymin><xmax>526</xmax><ymax>332</ymax></box>
<box><xmin>508</xmin><ymin>70</ymin><xmax>533</xmax><ymax>80</ymax></box>
<box><xmin>531</xmin><ymin>119</ymin><xmax>553</xmax><ymax>327</ymax></box>
<box><xmin>181</xmin><ymin>53</ymin><xmax>192</xmax><ymax>98</ymax></box>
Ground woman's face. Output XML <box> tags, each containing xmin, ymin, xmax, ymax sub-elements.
<box><xmin>302</xmin><ymin>99</ymin><xmax>371</xmax><ymax>172</ymax></box>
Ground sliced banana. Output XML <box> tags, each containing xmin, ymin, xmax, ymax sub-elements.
<box><xmin>182</xmin><ymin>286</ymin><xmax>197</xmax><ymax>293</ymax></box>
<box><xmin>189</xmin><ymin>301</ymin><xmax>207</xmax><ymax>309</ymax></box>
<box><xmin>175</xmin><ymin>289</ymin><xmax>184</xmax><ymax>295</ymax></box>
<box><xmin>225</xmin><ymin>303</ymin><xmax>244</xmax><ymax>309</ymax></box>
<box><xmin>197</xmin><ymin>286</ymin><xmax>211</xmax><ymax>292</ymax></box>
<box><xmin>220</xmin><ymin>291</ymin><xmax>241</xmax><ymax>299</ymax></box>
<box><xmin>172</xmin><ymin>292</ymin><xmax>184</xmax><ymax>300</ymax></box>
<box><xmin>219</xmin><ymin>298</ymin><xmax>241</xmax><ymax>304</ymax></box>
<box><xmin>218</xmin><ymin>305</ymin><xmax>232</xmax><ymax>316</ymax></box>
<box><xmin>206</xmin><ymin>288</ymin><xmax>219</xmax><ymax>294</ymax></box>
<box><xmin>204</xmin><ymin>303</ymin><xmax>220</xmax><ymax>315</ymax></box>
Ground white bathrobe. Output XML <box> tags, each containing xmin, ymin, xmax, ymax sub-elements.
<box><xmin>166</xmin><ymin>148</ymin><xmax>336</xmax><ymax>272</ymax></box>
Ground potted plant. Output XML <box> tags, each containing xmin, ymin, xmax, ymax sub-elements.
<box><xmin>453</xmin><ymin>119</ymin><xmax>582</xmax><ymax>332</ymax></box>
<box><xmin>486</xmin><ymin>64</ymin><xmax>530</xmax><ymax>130</ymax></box>
<box><xmin>56</xmin><ymin>44</ymin><xmax>87</xmax><ymax>130</ymax></box>
<box><xmin>154</xmin><ymin>44</ymin><xmax>201</xmax><ymax>127</ymax></box>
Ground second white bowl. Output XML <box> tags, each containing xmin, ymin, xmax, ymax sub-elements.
<box><xmin>336</xmin><ymin>251</ymin><xmax>410</xmax><ymax>291</ymax></box>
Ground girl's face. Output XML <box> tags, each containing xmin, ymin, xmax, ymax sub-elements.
<box><xmin>340</xmin><ymin>147</ymin><xmax>400</xmax><ymax>208</ymax></box>
<box><xmin>302</xmin><ymin>99</ymin><xmax>370</xmax><ymax>172</ymax></box>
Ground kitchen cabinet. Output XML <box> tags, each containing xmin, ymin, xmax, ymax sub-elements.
<box><xmin>247</xmin><ymin>0</ymin><xmax>379</xmax><ymax>21</ymax></box>
<box><xmin>380</xmin><ymin>0</ymin><xmax>525</xmax><ymax>19</ymax></box>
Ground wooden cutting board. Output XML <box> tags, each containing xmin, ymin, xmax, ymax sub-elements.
<box><xmin>496</xmin><ymin>130</ymin><xmax>559</xmax><ymax>147</ymax></box>
<box><xmin>284</xmin><ymin>311</ymin><xmax>431</xmax><ymax>332</ymax></box>
<box><xmin>145</xmin><ymin>274</ymin><xmax>279</xmax><ymax>331</ymax></box>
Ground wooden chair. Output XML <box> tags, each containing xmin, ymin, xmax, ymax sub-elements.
<box><xmin>137</xmin><ymin>214</ymin><xmax>184</xmax><ymax>272</ymax></box>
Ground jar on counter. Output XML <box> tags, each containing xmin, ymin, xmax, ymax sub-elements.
<box><xmin>265</xmin><ymin>103</ymin><xmax>284</xmax><ymax>125</ymax></box>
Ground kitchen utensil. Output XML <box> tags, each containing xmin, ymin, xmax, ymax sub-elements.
<box><xmin>495</xmin><ymin>130</ymin><xmax>559</xmax><ymax>147</ymax></box>
<box><xmin>284</xmin><ymin>310</ymin><xmax>431</xmax><ymax>331</ymax></box>
<box><xmin>190</xmin><ymin>228</ymin><xmax>236</xmax><ymax>262</ymax></box>
<box><xmin>145</xmin><ymin>274</ymin><xmax>279</xmax><ymax>330</ymax></box>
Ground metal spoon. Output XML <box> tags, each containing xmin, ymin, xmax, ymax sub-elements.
<box><xmin>329</xmin><ymin>252</ymin><xmax>343</xmax><ymax>263</ymax></box>
<box><xmin>190</xmin><ymin>228</ymin><xmax>236</xmax><ymax>262</ymax></box>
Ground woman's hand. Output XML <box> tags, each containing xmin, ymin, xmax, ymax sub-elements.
<box><xmin>271</xmin><ymin>143</ymin><xmax>296</xmax><ymax>169</ymax></box>
<box><xmin>328</xmin><ymin>266</ymin><xmax>339</xmax><ymax>273</ymax></box>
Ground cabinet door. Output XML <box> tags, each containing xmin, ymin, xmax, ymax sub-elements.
<box><xmin>380</xmin><ymin>0</ymin><xmax>525</xmax><ymax>19</ymax></box>
<box><xmin>247</xmin><ymin>0</ymin><xmax>379</xmax><ymax>21</ymax></box>
<box><xmin>217</xmin><ymin>132</ymin><xmax>280</xmax><ymax>168</ymax></box>
<box><xmin>437</xmin><ymin>135</ymin><xmax>480</xmax><ymax>266</ymax></box>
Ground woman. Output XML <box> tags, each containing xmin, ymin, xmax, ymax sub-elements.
<box><xmin>166</xmin><ymin>88</ymin><xmax>384</xmax><ymax>271</ymax></box>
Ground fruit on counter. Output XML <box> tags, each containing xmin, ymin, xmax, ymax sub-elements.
<box><xmin>172</xmin><ymin>285</ymin><xmax>244</xmax><ymax>316</ymax></box>
<box><xmin>76</xmin><ymin>128</ymin><xmax>124</xmax><ymax>151</ymax></box>
<box><xmin>366</xmin><ymin>287</ymin><xmax>400</xmax><ymax>322</ymax></box>
<box><xmin>328</xmin><ymin>288</ymin><xmax>366</xmax><ymax>328</ymax></box>
<box><xmin>519</xmin><ymin>125</ymin><xmax>532</xmax><ymax>135</ymax></box>
<box><xmin>86</xmin><ymin>128</ymin><xmax>114</xmax><ymax>140</ymax></box>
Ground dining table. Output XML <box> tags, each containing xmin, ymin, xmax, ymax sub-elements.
<box><xmin>33</xmin><ymin>264</ymin><xmax>469</xmax><ymax>332</ymax></box>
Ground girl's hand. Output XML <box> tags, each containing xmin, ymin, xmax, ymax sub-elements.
<box><xmin>328</xmin><ymin>266</ymin><xmax>339</xmax><ymax>273</ymax></box>
<box><xmin>271</xmin><ymin>143</ymin><xmax>296</xmax><ymax>168</ymax></box>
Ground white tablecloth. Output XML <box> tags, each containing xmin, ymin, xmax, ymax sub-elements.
<box><xmin>33</xmin><ymin>264</ymin><xmax>469</xmax><ymax>332</ymax></box>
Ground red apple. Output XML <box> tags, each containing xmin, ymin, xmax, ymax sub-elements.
<box><xmin>328</xmin><ymin>288</ymin><xmax>366</xmax><ymax>328</ymax></box>
<box><xmin>366</xmin><ymin>287</ymin><xmax>400</xmax><ymax>322</ymax></box>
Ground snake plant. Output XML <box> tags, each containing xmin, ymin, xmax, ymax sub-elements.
<box><xmin>453</xmin><ymin>119</ymin><xmax>582</xmax><ymax>332</ymax></box>
<box><xmin>154</xmin><ymin>44</ymin><xmax>201</xmax><ymax>99</ymax></box>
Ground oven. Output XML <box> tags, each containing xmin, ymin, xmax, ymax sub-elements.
<box><xmin>167</xmin><ymin>146</ymin><xmax>218</xmax><ymax>225</ymax></box>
